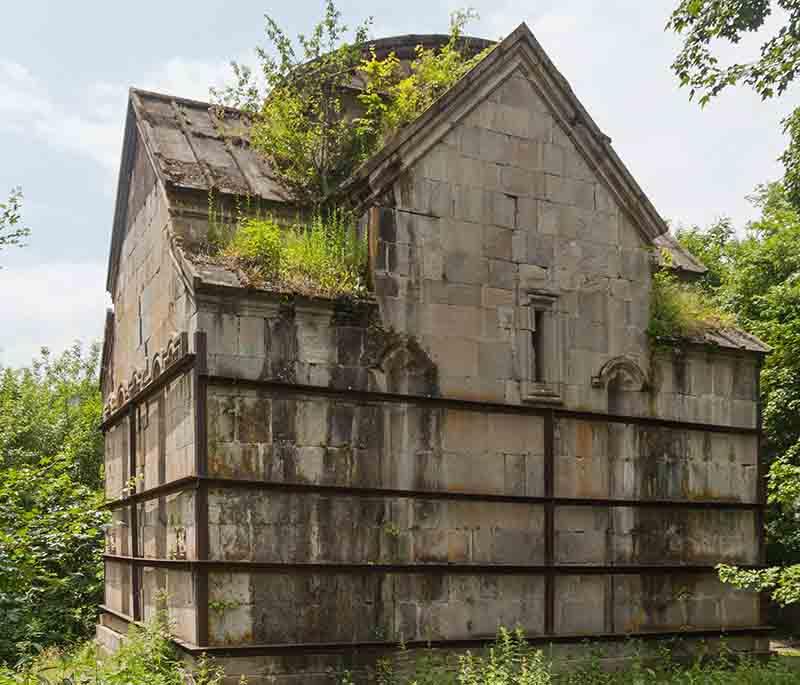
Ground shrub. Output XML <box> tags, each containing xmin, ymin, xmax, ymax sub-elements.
<box><xmin>225</xmin><ymin>217</ymin><xmax>285</xmax><ymax>278</ymax></box>
<box><xmin>214</xmin><ymin>4</ymin><xmax>492</xmax><ymax>202</ymax></box>
<box><xmin>0</xmin><ymin>345</ymin><xmax>106</xmax><ymax>667</ymax></box>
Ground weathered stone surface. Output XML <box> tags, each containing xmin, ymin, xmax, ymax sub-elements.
<box><xmin>102</xmin><ymin>31</ymin><xmax>766</xmax><ymax>678</ymax></box>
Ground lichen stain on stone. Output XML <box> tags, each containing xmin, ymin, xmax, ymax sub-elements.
<box><xmin>260</xmin><ymin>305</ymin><xmax>298</xmax><ymax>382</ymax></box>
<box><xmin>672</xmin><ymin>350</ymin><xmax>688</xmax><ymax>395</ymax></box>
<box><xmin>636</xmin><ymin>426</ymin><xmax>689</xmax><ymax>500</ymax></box>
<box><xmin>631</xmin><ymin>509</ymin><xmax>687</xmax><ymax>565</ymax></box>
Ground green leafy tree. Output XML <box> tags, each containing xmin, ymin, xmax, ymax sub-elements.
<box><xmin>213</xmin><ymin>3</ymin><xmax>492</xmax><ymax>206</ymax></box>
<box><xmin>0</xmin><ymin>189</ymin><xmax>29</xmax><ymax>261</ymax></box>
<box><xmin>0</xmin><ymin>344</ymin><xmax>106</xmax><ymax>666</ymax></box>
<box><xmin>668</xmin><ymin>1</ymin><xmax>800</xmax><ymax>210</ymax></box>
<box><xmin>213</xmin><ymin>0</ymin><xmax>373</xmax><ymax>205</ymax></box>
<box><xmin>668</xmin><ymin>0</ymin><xmax>800</xmax><ymax>104</ymax></box>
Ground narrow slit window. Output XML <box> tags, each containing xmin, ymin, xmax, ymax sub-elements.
<box><xmin>138</xmin><ymin>297</ymin><xmax>143</xmax><ymax>347</ymax></box>
<box><xmin>533</xmin><ymin>309</ymin><xmax>545</xmax><ymax>383</ymax></box>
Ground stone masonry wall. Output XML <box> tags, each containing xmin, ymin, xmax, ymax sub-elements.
<box><xmin>373</xmin><ymin>70</ymin><xmax>652</xmax><ymax>410</ymax></box>
<box><xmin>107</xmin><ymin>130</ymin><xmax>192</xmax><ymax>397</ymax></box>
<box><xmin>101</xmin><ymin>55</ymin><xmax>764</xmax><ymax>681</ymax></box>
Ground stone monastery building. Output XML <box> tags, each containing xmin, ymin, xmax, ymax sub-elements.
<box><xmin>98</xmin><ymin>25</ymin><xmax>771</xmax><ymax>683</ymax></box>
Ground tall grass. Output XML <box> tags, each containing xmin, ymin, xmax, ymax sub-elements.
<box><xmin>212</xmin><ymin>210</ymin><xmax>368</xmax><ymax>298</ymax></box>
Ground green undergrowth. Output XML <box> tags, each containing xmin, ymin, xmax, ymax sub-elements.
<box><xmin>648</xmin><ymin>269</ymin><xmax>735</xmax><ymax>341</ymax></box>
<box><xmin>0</xmin><ymin>610</ymin><xmax>228</xmax><ymax>685</ymax></box>
<box><xmin>204</xmin><ymin>209</ymin><xmax>368</xmax><ymax>299</ymax></box>
<box><xmin>340</xmin><ymin>628</ymin><xmax>799</xmax><ymax>685</ymax></box>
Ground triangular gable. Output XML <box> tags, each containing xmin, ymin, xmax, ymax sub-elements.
<box><xmin>345</xmin><ymin>23</ymin><xmax>669</xmax><ymax>244</ymax></box>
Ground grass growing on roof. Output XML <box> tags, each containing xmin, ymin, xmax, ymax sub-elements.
<box><xmin>209</xmin><ymin>209</ymin><xmax>368</xmax><ymax>298</ymax></box>
<box><xmin>648</xmin><ymin>270</ymin><xmax>735</xmax><ymax>341</ymax></box>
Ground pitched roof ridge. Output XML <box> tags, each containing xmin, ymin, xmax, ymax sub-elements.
<box><xmin>341</xmin><ymin>22</ymin><xmax>670</xmax><ymax>242</ymax></box>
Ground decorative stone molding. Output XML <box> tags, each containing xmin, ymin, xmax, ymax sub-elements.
<box><xmin>103</xmin><ymin>331</ymin><xmax>190</xmax><ymax>419</ymax></box>
<box><xmin>591</xmin><ymin>355</ymin><xmax>649</xmax><ymax>391</ymax></box>
<box><xmin>520</xmin><ymin>290</ymin><xmax>562</xmax><ymax>404</ymax></box>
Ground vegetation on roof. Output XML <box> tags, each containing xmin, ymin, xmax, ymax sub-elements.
<box><xmin>212</xmin><ymin>2</ymin><xmax>493</xmax><ymax>206</ymax></box>
<box><xmin>647</xmin><ymin>265</ymin><xmax>734</xmax><ymax>342</ymax></box>
<box><xmin>202</xmin><ymin>208</ymin><xmax>368</xmax><ymax>299</ymax></box>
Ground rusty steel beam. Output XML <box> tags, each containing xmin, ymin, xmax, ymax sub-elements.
<box><xmin>97</xmin><ymin>606</ymin><xmax>772</xmax><ymax>655</ymax></box>
<box><xmin>193</xmin><ymin>331</ymin><xmax>210</xmax><ymax>650</ymax></box>
<box><xmin>101</xmin><ymin>474</ymin><xmax>766</xmax><ymax>512</ymax></box>
<box><xmin>102</xmin><ymin>555</ymin><xmax>765</xmax><ymax>575</ymax></box>
<box><xmin>101</xmin><ymin>475</ymin><xmax>198</xmax><ymax>510</ymax></box>
<box><xmin>203</xmin><ymin>374</ymin><xmax>760</xmax><ymax>436</ymax></box>
<box><xmin>544</xmin><ymin>410</ymin><xmax>555</xmax><ymax>635</ymax></box>
<box><xmin>754</xmin><ymin>356</ymin><xmax>770</xmax><ymax>627</ymax></box>
<box><xmin>128</xmin><ymin>405</ymin><xmax>141</xmax><ymax>622</ymax></box>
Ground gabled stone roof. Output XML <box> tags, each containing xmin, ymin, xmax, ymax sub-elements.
<box><xmin>653</xmin><ymin>232</ymin><xmax>707</xmax><ymax>277</ymax></box>
<box><xmin>129</xmin><ymin>89</ymin><xmax>289</xmax><ymax>201</ymax></box>
<box><xmin>108</xmin><ymin>24</ymin><xmax>676</xmax><ymax>293</ymax></box>
<box><xmin>343</xmin><ymin>23</ymin><xmax>670</xmax><ymax>243</ymax></box>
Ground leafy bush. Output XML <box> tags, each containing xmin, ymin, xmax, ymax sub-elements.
<box><xmin>0</xmin><ymin>610</ymin><xmax>225</xmax><ymax>685</ymax></box>
<box><xmin>0</xmin><ymin>345</ymin><xmax>106</xmax><ymax>666</ymax></box>
<box><xmin>219</xmin><ymin>210</ymin><xmax>368</xmax><ymax>297</ymax></box>
<box><xmin>647</xmin><ymin>269</ymin><xmax>734</xmax><ymax>341</ymax></box>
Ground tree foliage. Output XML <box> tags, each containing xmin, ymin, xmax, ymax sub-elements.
<box><xmin>668</xmin><ymin>0</ymin><xmax>800</xmax><ymax>104</ymax></box>
<box><xmin>668</xmin><ymin>1</ymin><xmax>800</xmax><ymax>212</ymax></box>
<box><xmin>0</xmin><ymin>344</ymin><xmax>106</xmax><ymax>666</ymax></box>
<box><xmin>213</xmin><ymin>3</ymin><xmax>491</xmax><ymax>205</ymax></box>
<box><xmin>213</xmin><ymin>0</ymin><xmax>373</xmax><ymax>204</ymax></box>
<box><xmin>0</xmin><ymin>189</ymin><xmax>29</xmax><ymax>261</ymax></box>
<box><xmin>674</xmin><ymin>184</ymin><xmax>800</xmax><ymax>604</ymax></box>
<box><xmin>356</xmin><ymin>10</ymin><xmax>493</xmax><ymax>146</ymax></box>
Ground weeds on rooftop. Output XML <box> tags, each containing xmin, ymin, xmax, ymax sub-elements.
<box><xmin>204</xmin><ymin>209</ymin><xmax>368</xmax><ymax>299</ymax></box>
<box><xmin>648</xmin><ymin>269</ymin><xmax>735</xmax><ymax>341</ymax></box>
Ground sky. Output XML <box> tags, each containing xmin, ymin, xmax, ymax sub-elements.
<box><xmin>0</xmin><ymin>0</ymin><xmax>796</xmax><ymax>367</ymax></box>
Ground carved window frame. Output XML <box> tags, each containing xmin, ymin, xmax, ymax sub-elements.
<box><xmin>520</xmin><ymin>290</ymin><xmax>562</xmax><ymax>404</ymax></box>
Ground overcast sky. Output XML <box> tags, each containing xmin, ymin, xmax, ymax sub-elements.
<box><xmin>0</xmin><ymin>0</ymin><xmax>796</xmax><ymax>367</ymax></box>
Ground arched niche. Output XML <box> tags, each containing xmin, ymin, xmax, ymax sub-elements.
<box><xmin>370</xmin><ymin>338</ymin><xmax>438</xmax><ymax>396</ymax></box>
<box><xmin>591</xmin><ymin>356</ymin><xmax>649</xmax><ymax>415</ymax></box>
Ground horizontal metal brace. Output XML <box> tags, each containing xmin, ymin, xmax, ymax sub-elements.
<box><xmin>103</xmin><ymin>555</ymin><xmax>764</xmax><ymax>576</ymax></box>
<box><xmin>98</xmin><ymin>606</ymin><xmax>772</xmax><ymax>656</ymax></box>
<box><xmin>102</xmin><ymin>474</ymin><xmax>764</xmax><ymax>512</ymax></box>
<box><xmin>204</xmin><ymin>373</ymin><xmax>760</xmax><ymax>435</ymax></box>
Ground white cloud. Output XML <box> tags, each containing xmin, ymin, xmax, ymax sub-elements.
<box><xmin>0</xmin><ymin>53</ymin><xmax>245</xmax><ymax>183</ymax></box>
<box><xmin>138</xmin><ymin>56</ymin><xmax>237</xmax><ymax>102</ymax></box>
<box><xmin>0</xmin><ymin>59</ymin><xmax>123</xmax><ymax>173</ymax></box>
<box><xmin>0</xmin><ymin>261</ymin><xmax>108</xmax><ymax>368</ymax></box>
